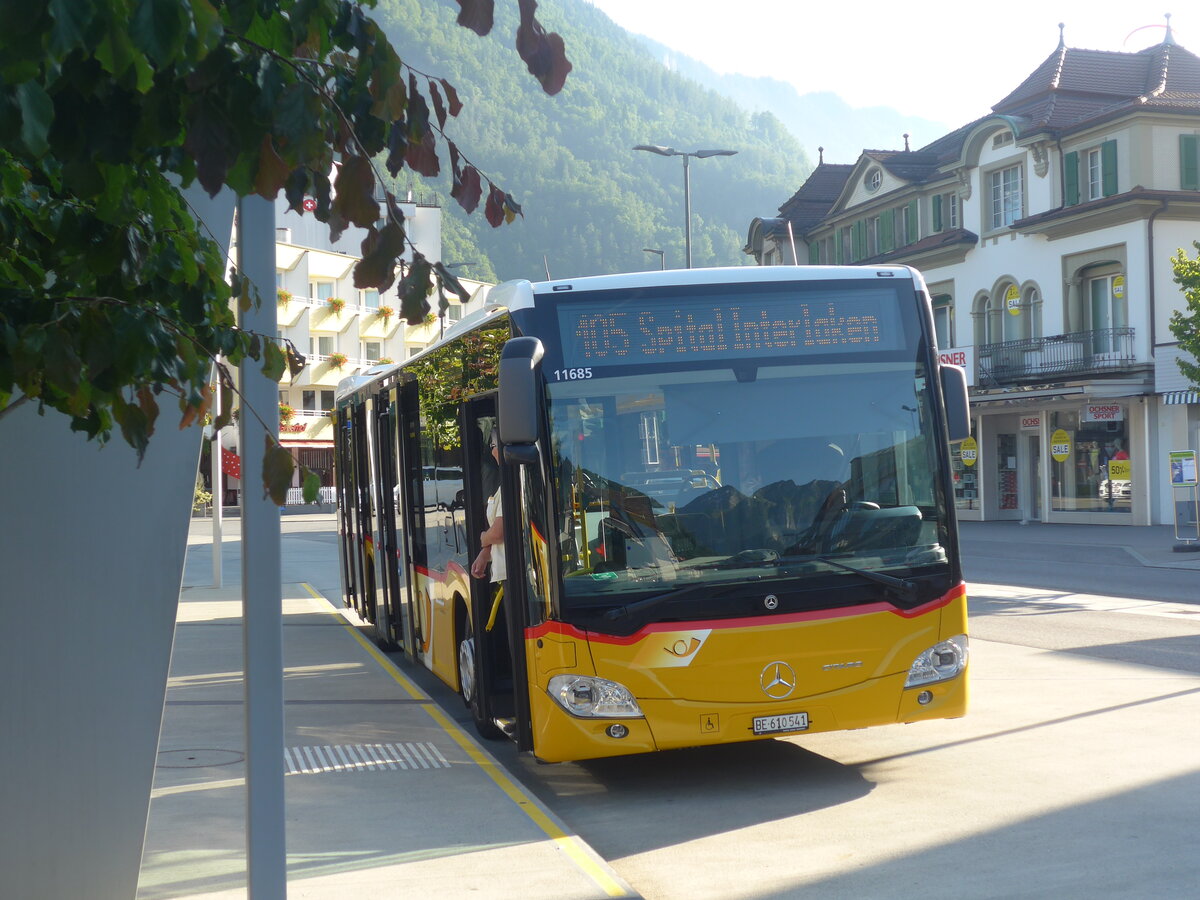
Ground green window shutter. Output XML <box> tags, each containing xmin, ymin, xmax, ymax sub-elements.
<box><xmin>880</xmin><ymin>210</ymin><xmax>894</xmax><ymax>251</ymax></box>
<box><xmin>931</xmin><ymin>195</ymin><xmax>943</xmax><ymax>232</ymax></box>
<box><xmin>1101</xmin><ymin>140</ymin><xmax>1118</xmax><ymax>196</ymax></box>
<box><xmin>893</xmin><ymin>208</ymin><xmax>903</xmax><ymax>247</ymax></box>
<box><xmin>907</xmin><ymin>199</ymin><xmax>918</xmax><ymax>244</ymax></box>
<box><xmin>1182</xmin><ymin>134</ymin><xmax>1200</xmax><ymax>191</ymax></box>
<box><xmin>1064</xmin><ymin>151</ymin><xmax>1080</xmax><ymax>206</ymax></box>
<box><xmin>808</xmin><ymin>241</ymin><xmax>820</xmax><ymax>265</ymax></box>
<box><xmin>852</xmin><ymin>221</ymin><xmax>865</xmax><ymax>260</ymax></box>
<box><xmin>835</xmin><ymin>231</ymin><xmax>844</xmax><ymax>264</ymax></box>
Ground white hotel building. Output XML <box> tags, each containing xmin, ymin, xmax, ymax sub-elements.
<box><xmin>747</xmin><ymin>26</ymin><xmax>1200</xmax><ymax>527</ymax></box>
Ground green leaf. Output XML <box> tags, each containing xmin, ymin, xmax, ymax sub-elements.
<box><xmin>130</xmin><ymin>0</ymin><xmax>187</xmax><ymax>67</ymax></box>
<box><xmin>302</xmin><ymin>468</ymin><xmax>321</xmax><ymax>504</ymax></box>
<box><xmin>262</xmin><ymin>435</ymin><xmax>294</xmax><ymax>505</ymax></box>
<box><xmin>261</xmin><ymin>340</ymin><xmax>286</xmax><ymax>382</ymax></box>
<box><xmin>15</xmin><ymin>82</ymin><xmax>54</xmax><ymax>157</ymax></box>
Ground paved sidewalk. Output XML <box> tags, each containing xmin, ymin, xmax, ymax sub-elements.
<box><xmin>138</xmin><ymin>515</ymin><xmax>636</xmax><ymax>899</ymax></box>
<box><xmin>959</xmin><ymin>519</ymin><xmax>1200</xmax><ymax>570</ymax></box>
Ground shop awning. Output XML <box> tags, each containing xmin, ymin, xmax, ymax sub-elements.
<box><xmin>1162</xmin><ymin>390</ymin><xmax>1199</xmax><ymax>405</ymax></box>
<box><xmin>280</xmin><ymin>440</ymin><xmax>334</xmax><ymax>448</ymax></box>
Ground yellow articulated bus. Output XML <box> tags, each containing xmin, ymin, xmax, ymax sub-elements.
<box><xmin>334</xmin><ymin>266</ymin><xmax>972</xmax><ymax>763</ymax></box>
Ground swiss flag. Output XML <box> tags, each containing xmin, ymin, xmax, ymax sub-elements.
<box><xmin>221</xmin><ymin>448</ymin><xmax>242</xmax><ymax>481</ymax></box>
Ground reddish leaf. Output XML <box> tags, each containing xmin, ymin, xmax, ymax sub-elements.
<box><xmin>331</xmin><ymin>154</ymin><xmax>380</xmax><ymax>231</ymax></box>
<box><xmin>484</xmin><ymin>183</ymin><xmax>506</xmax><ymax>228</ymax></box>
<box><xmin>284</xmin><ymin>168</ymin><xmax>309</xmax><ymax>213</ymax></box>
<box><xmin>429</xmin><ymin>80</ymin><xmax>448</xmax><ymax>130</ymax></box>
<box><xmin>455</xmin><ymin>0</ymin><xmax>494</xmax><ymax>35</ymax></box>
<box><xmin>253</xmin><ymin>134</ymin><xmax>291</xmax><ymax>199</ymax></box>
<box><xmin>355</xmin><ymin>219</ymin><xmax>406</xmax><ymax>293</ymax></box>
<box><xmin>515</xmin><ymin>0</ymin><xmax>573</xmax><ymax>95</ymax></box>
<box><xmin>452</xmin><ymin>164</ymin><xmax>482</xmax><ymax>214</ymax></box>
<box><xmin>183</xmin><ymin>100</ymin><xmax>236</xmax><ymax>197</ymax></box>
<box><xmin>385</xmin><ymin>120</ymin><xmax>408</xmax><ymax>178</ymax></box>
<box><xmin>440</xmin><ymin>79</ymin><xmax>463</xmax><ymax>117</ymax></box>
<box><xmin>397</xmin><ymin>254</ymin><xmax>434</xmax><ymax>324</ymax></box>
<box><xmin>404</xmin><ymin>128</ymin><xmax>440</xmax><ymax>178</ymax></box>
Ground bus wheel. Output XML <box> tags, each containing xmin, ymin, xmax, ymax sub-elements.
<box><xmin>458</xmin><ymin>616</ymin><xmax>503</xmax><ymax>741</ymax></box>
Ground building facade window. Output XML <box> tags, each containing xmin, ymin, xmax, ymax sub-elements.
<box><xmin>932</xmin><ymin>294</ymin><xmax>954</xmax><ymax>349</ymax></box>
<box><xmin>1181</xmin><ymin>133</ymin><xmax>1199</xmax><ymax>190</ymax></box>
<box><xmin>310</xmin><ymin>280</ymin><xmax>334</xmax><ymax>301</ymax></box>
<box><xmin>1088</xmin><ymin>272</ymin><xmax>1127</xmax><ymax>354</ymax></box>
<box><xmin>363</xmin><ymin>341</ymin><xmax>381</xmax><ymax>361</ymax></box>
<box><xmin>310</xmin><ymin>335</ymin><xmax>335</xmax><ymax>358</ymax></box>
<box><xmin>1049</xmin><ymin>408</ymin><xmax>1131</xmax><ymax>514</ymax></box>
<box><xmin>989</xmin><ymin>165</ymin><xmax>1023</xmax><ymax>229</ymax></box>
<box><xmin>360</xmin><ymin>288</ymin><xmax>380</xmax><ymax>308</ymax></box>
<box><xmin>302</xmin><ymin>390</ymin><xmax>316</xmax><ymax>411</ymax></box>
<box><xmin>1065</xmin><ymin>141</ymin><xmax>1117</xmax><ymax>205</ymax></box>
<box><xmin>931</xmin><ymin>193</ymin><xmax>957</xmax><ymax>233</ymax></box>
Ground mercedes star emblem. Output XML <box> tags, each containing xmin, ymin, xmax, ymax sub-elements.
<box><xmin>760</xmin><ymin>661</ymin><xmax>796</xmax><ymax>699</ymax></box>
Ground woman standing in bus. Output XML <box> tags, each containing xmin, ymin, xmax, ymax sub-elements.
<box><xmin>471</xmin><ymin>432</ymin><xmax>506</xmax><ymax>585</ymax></box>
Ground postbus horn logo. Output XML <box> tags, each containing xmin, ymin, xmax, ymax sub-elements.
<box><xmin>760</xmin><ymin>661</ymin><xmax>796</xmax><ymax>699</ymax></box>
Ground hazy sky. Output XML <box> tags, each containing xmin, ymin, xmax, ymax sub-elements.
<box><xmin>583</xmin><ymin>1</ymin><xmax>1192</xmax><ymax>130</ymax></box>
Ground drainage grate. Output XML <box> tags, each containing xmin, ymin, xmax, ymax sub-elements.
<box><xmin>284</xmin><ymin>742</ymin><xmax>450</xmax><ymax>774</ymax></box>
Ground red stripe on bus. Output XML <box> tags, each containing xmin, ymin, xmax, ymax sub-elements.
<box><xmin>413</xmin><ymin>562</ymin><xmax>469</xmax><ymax>583</ymax></box>
<box><xmin>524</xmin><ymin>582</ymin><xmax>966</xmax><ymax>644</ymax></box>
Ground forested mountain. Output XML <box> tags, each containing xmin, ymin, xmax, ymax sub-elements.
<box><xmin>636</xmin><ymin>38</ymin><xmax>953</xmax><ymax>164</ymax></box>
<box><xmin>374</xmin><ymin>0</ymin><xmax>812</xmax><ymax>282</ymax></box>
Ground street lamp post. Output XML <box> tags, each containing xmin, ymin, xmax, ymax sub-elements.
<box><xmin>634</xmin><ymin>145</ymin><xmax>737</xmax><ymax>268</ymax></box>
<box><xmin>642</xmin><ymin>248</ymin><xmax>665</xmax><ymax>270</ymax></box>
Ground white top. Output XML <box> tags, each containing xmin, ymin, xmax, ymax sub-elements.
<box><xmin>486</xmin><ymin>489</ymin><xmax>506</xmax><ymax>583</ymax></box>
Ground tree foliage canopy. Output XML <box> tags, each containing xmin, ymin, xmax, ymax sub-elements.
<box><xmin>1168</xmin><ymin>241</ymin><xmax>1200</xmax><ymax>390</ymax></box>
<box><xmin>0</xmin><ymin>0</ymin><xmax>568</xmax><ymax>501</ymax></box>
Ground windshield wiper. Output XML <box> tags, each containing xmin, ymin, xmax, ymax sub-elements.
<box><xmin>811</xmin><ymin>556</ymin><xmax>919</xmax><ymax>606</ymax></box>
<box><xmin>603</xmin><ymin>579</ymin><xmax>743</xmax><ymax>623</ymax></box>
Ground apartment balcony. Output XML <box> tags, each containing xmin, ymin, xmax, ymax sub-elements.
<box><xmin>360</xmin><ymin>310</ymin><xmax>401</xmax><ymax>339</ymax></box>
<box><xmin>309</xmin><ymin>303</ymin><xmax>359</xmax><ymax>333</ymax></box>
<box><xmin>978</xmin><ymin>328</ymin><xmax>1136</xmax><ymax>387</ymax></box>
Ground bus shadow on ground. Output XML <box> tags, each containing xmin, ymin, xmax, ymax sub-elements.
<box><xmin>523</xmin><ymin>738</ymin><xmax>872</xmax><ymax>858</ymax></box>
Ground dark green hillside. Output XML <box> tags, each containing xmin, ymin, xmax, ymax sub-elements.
<box><xmin>376</xmin><ymin>0</ymin><xmax>811</xmax><ymax>282</ymax></box>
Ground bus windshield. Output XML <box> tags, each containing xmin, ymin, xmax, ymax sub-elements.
<box><xmin>546</xmin><ymin>360</ymin><xmax>949</xmax><ymax>606</ymax></box>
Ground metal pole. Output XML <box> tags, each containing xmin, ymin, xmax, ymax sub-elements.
<box><xmin>211</xmin><ymin>378</ymin><xmax>222</xmax><ymax>588</ymax></box>
<box><xmin>682</xmin><ymin>154</ymin><xmax>693</xmax><ymax>269</ymax></box>
<box><xmin>237</xmin><ymin>194</ymin><xmax>287</xmax><ymax>899</ymax></box>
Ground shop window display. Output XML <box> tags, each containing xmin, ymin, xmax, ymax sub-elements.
<box><xmin>1049</xmin><ymin>409</ymin><xmax>1131</xmax><ymax>513</ymax></box>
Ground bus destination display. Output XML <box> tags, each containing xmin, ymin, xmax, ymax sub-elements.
<box><xmin>557</xmin><ymin>290</ymin><xmax>906</xmax><ymax>370</ymax></box>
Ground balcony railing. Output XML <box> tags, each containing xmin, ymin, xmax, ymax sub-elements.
<box><xmin>978</xmin><ymin>328</ymin><xmax>1135</xmax><ymax>387</ymax></box>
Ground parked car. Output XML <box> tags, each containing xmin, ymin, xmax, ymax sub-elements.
<box><xmin>1098</xmin><ymin>479</ymin><xmax>1132</xmax><ymax>500</ymax></box>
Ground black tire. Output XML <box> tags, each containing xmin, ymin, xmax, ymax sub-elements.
<box><xmin>458</xmin><ymin>614</ymin><xmax>504</xmax><ymax>740</ymax></box>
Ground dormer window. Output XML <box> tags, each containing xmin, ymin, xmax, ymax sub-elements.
<box><xmin>992</xmin><ymin>132</ymin><xmax>1013</xmax><ymax>149</ymax></box>
<box><xmin>865</xmin><ymin>168</ymin><xmax>882</xmax><ymax>192</ymax></box>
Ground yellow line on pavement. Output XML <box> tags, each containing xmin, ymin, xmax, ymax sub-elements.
<box><xmin>299</xmin><ymin>583</ymin><xmax>630</xmax><ymax>898</ymax></box>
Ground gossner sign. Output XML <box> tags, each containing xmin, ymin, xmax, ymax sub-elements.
<box><xmin>938</xmin><ymin>347</ymin><xmax>975</xmax><ymax>386</ymax></box>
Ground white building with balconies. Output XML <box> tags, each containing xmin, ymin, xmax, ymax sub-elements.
<box><xmin>268</xmin><ymin>190</ymin><xmax>491</xmax><ymax>490</ymax></box>
<box><xmin>747</xmin><ymin>24</ymin><xmax>1200</xmax><ymax>527</ymax></box>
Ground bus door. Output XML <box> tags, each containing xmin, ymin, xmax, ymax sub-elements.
<box><xmin>461</xmin><ymin>396</ymin><xmax>531</xmax><ymax>745</ymax></box>
<box><xmin>334</xmin><ymin>406</ymin><xmax>358</xmax><ymax>614</ymax></box>
<box><xmin>351</xmin><ymin>400</ymin><xmax>378</xmax><ymax>624</ymax></box>
<box><xmin>373</xmin><ymin>390</ymin><xmax>405</xmax><ymax>647</ymax></box>
<box><xmin>393</xmin><ymin>379</ymin><xmax>422</xmax><ymax>660</ymax></box>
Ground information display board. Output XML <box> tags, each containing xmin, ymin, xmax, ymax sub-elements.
<box><xmin>557</xmin><ymin>289</ymin><xmax>907</xmax><ymax>370</ymax></box>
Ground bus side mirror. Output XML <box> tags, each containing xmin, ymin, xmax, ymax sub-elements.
<box><xmin>940</xmin><ymin>364</ymin><xmax>970</xmax><ymax>442</ymax></box>
<box><xmin>499</xmin><ymin>336</ymin><xmax>545</xmax><ymax>465</ymax></box>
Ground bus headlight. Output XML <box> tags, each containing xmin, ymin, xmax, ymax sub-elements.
<box><xmin>905</xmin><ymin>635</ymin><xmax>968</xmax><ymax>687</ymax></box>
<box><xmin>547</xmin><ymin>674</ymin><xmax>644</xmax><ymax>718</ymax></box>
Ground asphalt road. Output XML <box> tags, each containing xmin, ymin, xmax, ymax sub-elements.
<box><xmin>188</xmin><ymin>515</ymin><xmax>1200</xmax><ymax>898</ymax></box>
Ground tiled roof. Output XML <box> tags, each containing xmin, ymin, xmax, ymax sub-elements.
<box><xmin>991</xmin><ymin>40</ymin><xmax>1200</xmax><ymax>130</ymax></box>
<box><xmin>863</xmin><ymin>150</ymin><xmax>943</xmax><ymax>183</ymax></box>
<box><xmin>778</xmin><ymin>163</ymin><xmax>852</xmax><ymax>229</ymax></box>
